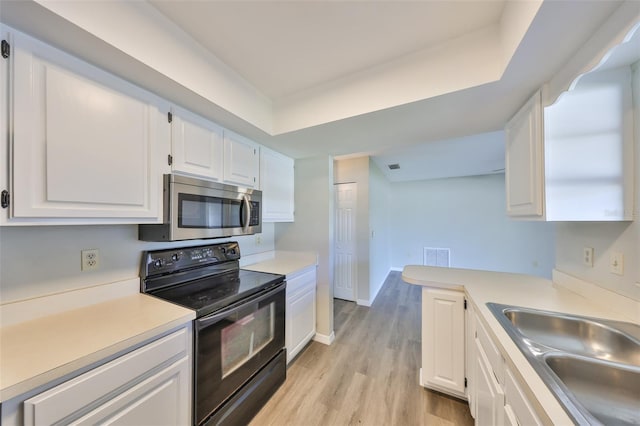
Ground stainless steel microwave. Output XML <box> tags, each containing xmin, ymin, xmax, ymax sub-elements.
<box><xmin>139</xmin><ymin>174</ymin><xmax>261</xmax><ymax>241</ymax></box>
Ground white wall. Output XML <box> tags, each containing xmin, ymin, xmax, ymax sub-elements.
<box><xmin>0</xmin><ymin>223</ymin><xmax>275</xmax><ymax>303</ymax></box>
<box><xmin>389</xmin><ymin>174</ymin><xmax>556</xmax><ymax>277</ymax></box>
<box><xmin>554</xmin><ymin>60</ymin><xmax>640</xmax><ymax>302</ymax></box>
<box><xmin>368</xmin><ymin>159</ymin><xmax>391</xmax><ymax>300</ymax></box>
<box><xmin>275</xmin><ymin>156</ymin><xmax>334</xmax><ymax>339</ymax></box>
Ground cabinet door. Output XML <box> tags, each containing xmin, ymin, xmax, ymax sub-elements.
<box><xmin>465</xmin><ymin>301</ymin><xmax>476</xmax><ymax>418</ymax></box>
<box><xmin>260</xmin><ymin>147</ymin><xmax>294</xmax><ymax>222</ymax></box>
<box><xmin>287</xmin><ymin>286</ymin><xmax>316</xmax><ymax>363</ymax></box>
<box><xmin>505</xmin><ymin>90</ymin><xmax>544</xmax><ymax>218</ymax></box>
<box><xmin>10</xmin><ymin>28</ymin><xmax>165</xmax><ymax>221</ymax></box>
<box><xmin>474</xmin><ymin>338</ymin><xmax>504</xmax><ymax>426</ymax></box>
<box><xmin>223</xmin><ymin>130</ymin><xmax>259</xmax><ymax>188</ymax></box>
<box><xmin>422</xmin><ymin>288</ymin><xmax>465</xmax><ymax>397</ymax></box>
<box><xmin>171</xmin><ymin>107</ymin><xmax>223</xmax><ymax>181</ymax></box>
<box><xmin>505</xmin><ymin>366</ymin><xmax>542</xmax><ymax>426</ymax></box>
<box><xmin>71</xmin><ymin>357</ymin><xmax>190</xmax><ymax>426</ymax></box>
<box><xmin>286</xmin><ymin>268</ymin><xmax>317</xmax><ymax>363</ymax></box>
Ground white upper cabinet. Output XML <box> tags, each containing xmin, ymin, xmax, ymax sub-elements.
<box><xmin>505</xmin><ymin>26</ymin><xmax>637</xmax><ymax>221</ymax></box>
<box><xmin>543</xmin><ymin>65</ymin><xmax>634</xmax><ymax>221</ymax></box>
<box><xmin>223</xmin><ymin>130</ymin><xmax>260</xmax><ymax>188</ymax></box>
<box><xmin>4</xmin><ymin>27</ymin><xmax>167</xmax><ymax>223</ymax></box>
<box><xmin>260</xmin><ymin>146</ymin><xmax>294</xmax><ymax>222</ymax></box>
<box><xmin>505</xmin><ymin>90</ymin><xmax>544</xmax><ymax>218</ymax></box>
<box><xmin>170</xmin><ymin>106</ymin><xmax>223</xmax><ymax>181</ymax></box>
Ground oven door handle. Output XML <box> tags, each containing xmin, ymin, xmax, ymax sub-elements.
<box><xmin>197</xmin><ymin>281</ymin><xmax>285</xmax><ymax>329</ymax></box>
<box><xmin>240</xmin><ymin>195</ymin><xmax>251</xmax><ymax>232</ymax></box>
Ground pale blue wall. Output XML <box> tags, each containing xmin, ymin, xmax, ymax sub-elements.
<box><xmin>368</xmin><ymin>159</ymin><xmax>391</xmax><ymax>300</ymax></box>
<box><xmin>389</xmin><ymin>174</ymin><xmax>556</xmax><ymax>278</ymax></box>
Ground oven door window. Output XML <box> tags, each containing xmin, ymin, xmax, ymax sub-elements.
<box><xmin>221</xmin><ymin>303</ymin><xmax>274</xmax><ymax>378</ymax></box>
<box><xmin>178</xmin><ymin>193</ymin><xmax>242</xmax><ymax>229</ymax></box>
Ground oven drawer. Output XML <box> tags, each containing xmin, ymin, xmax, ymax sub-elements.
<box><xmin>23</xmin><ymin>326</ymin><xmax>192</xmax><ymax>425</ymax></box>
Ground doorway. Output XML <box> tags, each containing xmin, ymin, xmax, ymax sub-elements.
<box><xmin>334</xmin><ymin>182</ymin><xmax>357</xmax><ymax>301</ymax></box>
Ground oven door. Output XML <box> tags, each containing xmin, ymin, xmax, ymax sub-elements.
<box><xmin>195</xmin><ymin>281</ymin><xmax>285</xmax><ymax>425</ymax></box>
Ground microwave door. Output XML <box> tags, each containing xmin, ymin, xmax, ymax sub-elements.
<box><xmin>205</xmin><ymin>201</ymin><xmax>222</xmax><ymax>228</ymax></box>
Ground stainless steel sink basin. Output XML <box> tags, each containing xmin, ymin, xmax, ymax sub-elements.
<box><xmin>545</xmin><ymin>353</ymin><xmax>640</xmax><ymax>426</ymax></box>
<box><xmin>503</xmin><ymin>308</ymin><xmax>640</xmax><ymax>365</ymax></box>
<box><xmin>487</xmin><ymin>303</ymin><xmax>640</xmax><ymax>425</ymax></box>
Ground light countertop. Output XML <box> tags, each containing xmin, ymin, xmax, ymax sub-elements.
<box><xmin>402</xmin><ymin>265</ymin><xmax>639</xmax><ymax>425</ymax></box>
<box><xmin>0</xmin><ymin>293</ymin><xmax>194</xmax><ymax>402</ymax></box>
<box><xmin>243</xmin><ymin>251</ymin><xmax>317</xmax><ymax>276</ymax></box>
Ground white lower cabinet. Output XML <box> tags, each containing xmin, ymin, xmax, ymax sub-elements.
<box><xmin>504</xmin><ymin>366</ymin><xmax>542</xmax><ymax>426</ymax></box>
<box><xmin>465</xmin><ymin>300</ymin><xmax>477</xmax><ymax>418</ymax></box>
<box><xmin>20</xmin><ymin>326</ymin><xmax>192</xmax><ymax>426</ymax></box>
<box><xmin>474</xmin><ymin>337</ymin><xmax>504</xmax><ymax>426</ymax></box>
<box><xmin>421</xmin><ymin>287</ymin><xmax>466</xmax><ymax>398</ymax></box>
<box><xmin>286</xmin><ymin>266</ymin><xmax>317</xmax><ymax>363</ymax></box>
<box><xmin>67</xmin><ymin>358</ymin><xmax>189</xmax><ymax>426</ymax></box>
<box><xmin>470</xmin><ymin>311</ymin><xmax>542</xmax><ymax>426</ymax></box>
<box><xmin>417</xmin><ymin>290</ymin><xmax>545</xmax><ymax>424</ymax></box>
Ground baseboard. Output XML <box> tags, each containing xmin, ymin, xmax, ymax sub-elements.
<box><xmin>552</xmin><ymin>269</ymin><xmax>640</xmax><ymax>322</ymax></box>
<box><xmin>390</xmin><ymin>267</ymin><xmax>403</xmax><ymax>272</ymax></box>
<box><xmin>313</xmin><ymin>330</ymin><xmax>335</xmax><ymax>345</ymax></box>
<box><xmin>356</xmin><ymin>298</ymin><xmax>371</xmax><ymax>307</ymax></box>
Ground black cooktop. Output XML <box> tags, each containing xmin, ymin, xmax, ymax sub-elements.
<box><xmin>141</xmin><ymin>242</ymin><xmax>285</xmax><ymax>318</ymax></box>
<box><xmin>149</xmin><ymin>268</ymin><xmax>284</xmax><ymax>317</ymax></box>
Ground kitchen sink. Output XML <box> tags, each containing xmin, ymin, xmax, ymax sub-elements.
<box><xmin>487</xmin><ymin>303</ymin><xmax>640</xmax><ymax>425</ymax></box>
<box><xmin>544</xmin><ymin>353</ymin><xmax>640</xmax><ymax>426</ymax></box>
<box><xmin>503</xmin><ymin>307</ymin><xmax>640</xmax><ymax>365</ymax></box>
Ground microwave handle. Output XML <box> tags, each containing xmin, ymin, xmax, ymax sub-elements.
<box><xmin>241</xmin><ymin>195</ymin><xmax>251</xmax><ymax>232</ymax></box>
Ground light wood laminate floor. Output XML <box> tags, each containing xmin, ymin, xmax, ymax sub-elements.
<box><xmin>250</xmin><ymin>271</ymin><xmax>474</xmax><ymax>426</ymax></box>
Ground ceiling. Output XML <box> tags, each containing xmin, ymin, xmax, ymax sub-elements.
<box><xmin>145</xmin><ymin>0</ymin><xmax>625</xmax><ymax>181</ymax></box>
<box><xmin>149</xmin><ymin>1</ymin><xmax>506</xmax><ymax>101</ymax></box>
<box><xmin>2</xmin><ymin>1</ymin><xmax>617</xmax><ymax>182</ymax></box>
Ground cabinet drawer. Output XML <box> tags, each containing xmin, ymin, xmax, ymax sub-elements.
<box><xmin>23</xmin><ymin>327</ymin><xmax>190</xmax><ymax>425</ymax></box>
<box><xmin>476</xmin><ymin>316</ymin><xmax>504</xmax><ymax>385</ymax></box>
<box><xmin>286</xmin><ymin>267</ymin><xmax>317</xmax><ymax>298</ymax></box>
<box><xmin>70</xmin><ymin>356</ymin><xmax>190</xmax><ymax>426</ymax></box>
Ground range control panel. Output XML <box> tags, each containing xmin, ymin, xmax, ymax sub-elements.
<box><xmin>141</xmin><ymin>241</ymin><xmax>240</xmax><ymax>278</ymax></box>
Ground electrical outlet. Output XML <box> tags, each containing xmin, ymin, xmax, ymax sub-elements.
<box><xmin>583</xmin><ymin>247</ymin><xmax>594</xmax><ymax>267</ymax></box>
<box><xmin>610</xmin><ymin>252</ymin><xmax>624</xmax><ymax>276</ymax></box>
<box><xmin>255</xmin><ymin>234</ymin><xmax>262</xmax><ymax>245</ymax></box>
<box><xmin>81</xmin><ymin>249</ymin><xmax>100</xmax><ymax>271</ymax></box>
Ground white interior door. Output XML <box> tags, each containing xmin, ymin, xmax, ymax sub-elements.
<box><xmin>334</xmin><ymin>183</ymin><xmax>357</xmax><ymax>301</ymax></box>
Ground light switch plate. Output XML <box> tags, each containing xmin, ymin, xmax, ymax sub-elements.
<box><xmin>610</xmin><ymin>252</ymin><xmax>624</xmax><ymax>275</ymax></box>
